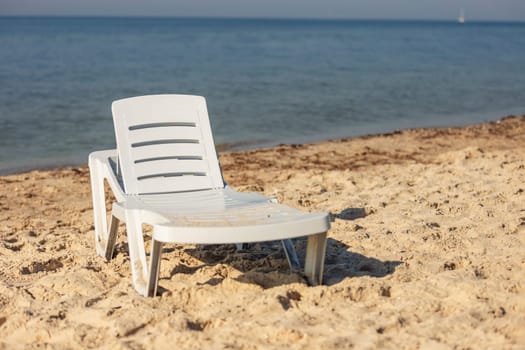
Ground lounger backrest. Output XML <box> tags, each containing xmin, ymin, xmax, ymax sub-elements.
<box><xmin>112</xmin><ymin>94</ymin><xmax>224</xmax><ymax>195</ymax></box>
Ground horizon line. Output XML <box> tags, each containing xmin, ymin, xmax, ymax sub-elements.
<box><xmin>1</xmin><ymin>14</ymin><xmax>524</xmax><ymax>23</ymax></box>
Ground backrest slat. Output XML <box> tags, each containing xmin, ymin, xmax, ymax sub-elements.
<box><xmin>127</xmin><ymin>125</ymin><xmax>202</xmax><ymax>145</ymax></box>
<box><xmin>133</xmin><ymin>159</ymin><xmax>209</xmax><ymax>179</ymax></box>
<box><xmin>112</xmin><ymin>95</ymin><xmax>224</xmax><ymax>195</ymax></box>
<box><xmin>136</xmin><ymin>175</ymin><xmax>215</xmax><ymax>194</ymax></box>
<box><xmin>131</xmin><ymin>143</ymin><xmax>206</xmax><ymax>163</ymax></box>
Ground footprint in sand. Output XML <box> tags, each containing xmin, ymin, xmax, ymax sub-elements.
<box><xmin>2</xmin><ymin>235</ymin><xmax>24</xmax><ymax>251</ymax></box>
<box><xmin>20</xmin><ymin>258</ymin><xmax>64</xmax><ymax>275</ymax></box>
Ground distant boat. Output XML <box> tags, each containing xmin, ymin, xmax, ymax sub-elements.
<box><xmin>458</xmin><ymin>8</ymin><xmax>466</xmax><ymax>23</ymax></box>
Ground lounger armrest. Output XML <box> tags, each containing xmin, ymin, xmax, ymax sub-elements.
<box><xmin>89</xmin><ymin>149</ymin><xmax>127</xmax><ymax>257</ymax></box>
<box><xmin>89</xmin><ymin>149</ymin><xmax>126</xmax><ymax>201</ymax></box>
<box><xmin>112</xmin><ymin>200</ymin><xmax>171</xmax><ymax>225</ymax></box>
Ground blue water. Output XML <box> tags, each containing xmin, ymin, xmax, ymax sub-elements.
<box><xmin>1</xmin><ymin>17</ymin><xmax>524</xmax><ymax>174</ymax></box>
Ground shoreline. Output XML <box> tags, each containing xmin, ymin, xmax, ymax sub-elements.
<box><xmin>1</xmin><ymin>114</ymin><xmax>522</xmax><ymax>177</ymax></box>
<box><xmin>1</xmin><ymin>115</ymin><xmax>524</xmax><ymax>348</ymax></box>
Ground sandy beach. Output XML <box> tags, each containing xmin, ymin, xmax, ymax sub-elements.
<box><xmin>0</xmin><ymin>116</ymin><xmax>524</xmax><ymax>349</ymax></box>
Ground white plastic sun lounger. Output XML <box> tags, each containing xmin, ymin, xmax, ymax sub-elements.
<box><xmin>89</xmin><ymin>94</ymin><xmax>330</xmax><ymax>297</ymax></box>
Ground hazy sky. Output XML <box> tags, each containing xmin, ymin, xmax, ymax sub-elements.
<box><xmin>1</xmin><ymin>0</ymin><xmax>524</xmax><ymax>21</ymax></box>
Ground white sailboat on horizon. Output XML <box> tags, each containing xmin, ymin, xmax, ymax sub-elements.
<box><xmin>458</xmin><ymin>8</ymin><xmax>466</xmax><ymax>23</ymax></box>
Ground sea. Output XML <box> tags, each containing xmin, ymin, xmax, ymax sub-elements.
<box><xmin>1</xmin><ymin>17</ymin><xmax>524</xmax><ymax>174</ymax></box>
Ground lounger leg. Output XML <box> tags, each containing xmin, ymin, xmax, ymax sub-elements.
<box><xmin>304</xmin><ymin>232</ymin><xmax>327</xmax><ymax>286</ymax></box>
<box><xmin>124</xmin><ymin>210</ymin><xmax>149</xmax><ymax>296</ymax></box>
<box><xmin>282</xmin><ymin>239</ymin><xmax>301</xmax><ymax>272</ymax></box>
<box><xmin>146</xmin><ymin>239</ymin><xmax>163</xmax><ymax>297</ymax></box>
<box><xmin>90</xmin><ymin>159</ymin><xmax>107</xmax><ymax>257</ymax></box>
<box><xmin>104</xmin><ymin>214</ymin><xmax>119</xmax><ymax>260</ymax></box>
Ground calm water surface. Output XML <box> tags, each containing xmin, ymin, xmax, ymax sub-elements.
<box><xmin>0</xmin><ymin>17</ymin><xmax>524</xmax><ymax>173</ymax></box>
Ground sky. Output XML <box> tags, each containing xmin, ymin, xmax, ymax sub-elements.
<box><xmin>0</xmin><ymin>0</ymin><xmax>524</xmax><ymax>21</ymax></box>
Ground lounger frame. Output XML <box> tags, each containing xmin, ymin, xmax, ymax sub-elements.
<box><xmin>89</xmin><ymin>95</ymin><xmax>330</xmax><ymax>296</ymax></box>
